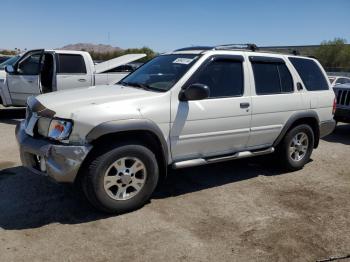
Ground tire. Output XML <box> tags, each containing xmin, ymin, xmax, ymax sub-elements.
<box><xmin>81</xmin><ymin>143</ymin><xmax>159</xmax><ymax>213</ymax></box>
<box><xmin>277</xmin><ymin>124</ymin><xmax>314</xmax><ymax>171</ymax></box>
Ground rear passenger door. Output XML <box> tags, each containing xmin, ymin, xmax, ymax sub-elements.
<box><xmin>170</xmin><ymin>55</ymin><xmax>252</xmax><ymax>160</ymax></box>
<box><xmin>55</xmin><ymin>53</ymin><xmax>93</xmax><ymax>90</ymax></box>
<box><xmin>247</xmin><ymin>56</ymin><xmax>304</xmax><ymax>148</ymax></box>
<box><xmin>289</xmin><ymin>57</ymin><xmax>334</xmax><ymax>122</ymax></box>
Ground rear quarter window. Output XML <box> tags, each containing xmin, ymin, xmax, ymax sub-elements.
<box><xmin>289</xmin><ymin>57</ymin><xmax>328</xmax><ymax>91</ymax></box>
<box><xmin>57</xmin><ymin>54</ymin><xmax>87</xmax><ymax>74</ymax></box>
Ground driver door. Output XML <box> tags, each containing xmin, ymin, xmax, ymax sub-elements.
<box><xmin>6</xmin><ymin>49</ymin><xmax>44</xmax><ymax>106</ymax></box>
<box><xmin>170</xmin><ymin>55</ymin><xmax>252</xmax><ymax>161</ymax></box>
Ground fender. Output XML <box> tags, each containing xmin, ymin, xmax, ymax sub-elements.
<box><xmin>86</xmin><ymin>119</ymin><xmax>170</xmax><ymax>164</ymax></box>
<box><xmin>273</xmin><ymin>110</ymin><xmax>320</xmax><ymax>148</ymax></box>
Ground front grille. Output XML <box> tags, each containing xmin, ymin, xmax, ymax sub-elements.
<box><xmin>336</xmin><ymin>89</ymin><xmax>350</xmax><ymax>106</ymax></box>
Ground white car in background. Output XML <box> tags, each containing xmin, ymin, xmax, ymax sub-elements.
<box><xmin>328</xmin><ymin>76</ymin><xmax>350</xmax><ymax>86</ymax></box>
<box><xmin>0</xmin><ymin>49</ymin><xmax>145</xmax><ymax>107</ymax></box>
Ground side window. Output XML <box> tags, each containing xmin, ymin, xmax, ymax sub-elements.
<box><xmin>289</xmin><ymin>57</ymin><xmax>328</xmax><ymax>91</ymax></box>
<box><xmin>57</xmin><ymin>54</ymin><xmax>87</xmax><ymax>74</ymax></box>
<box><xmin>191</xmin><ymin>58</ymin><xmax>244</xmax><ymax>98</ymax></box>
<box><xmin>17</xmin><ymin>53</ymin><xmax>42</xmax><ymax>75</ymax></box>
<box><xmin>252</xmin><ymin>62</ymin><xmax>294</xmax><ymax>95</ymax></box>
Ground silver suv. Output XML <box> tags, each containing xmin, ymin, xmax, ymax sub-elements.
<box><xmin>16</xmin><ymin>45</ymin><xmax>336</xmax><ymax>213</ymax></box>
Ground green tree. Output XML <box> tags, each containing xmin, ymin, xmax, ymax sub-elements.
<box><xmin>313</xmin><ymin>38</ymin><xmax>350</xmax><ymax>71</ymax></box>
<box><xmin>0</xmin><ymin>50</ymin><xmax>17</xmax><ymax>55</ymax></box>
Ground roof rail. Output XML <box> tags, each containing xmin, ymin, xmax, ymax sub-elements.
<box><xmin>175</xmin><ymin>46</ymin><xmax>213</xmax><ymax>51</ymax></box>
<box><xmin>174</xmin><ymin>43</ymin><xmax>259</xmax><ymax>52</ymax></box>
<box><xmin>214</xmin><ymin>43</ymin><xmax>258</xmax><ymax>51</ymax></box>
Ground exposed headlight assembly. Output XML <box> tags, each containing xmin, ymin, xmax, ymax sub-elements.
<box><xmin>38</xmin><ymin>118</ymin><xmax>73</xmax><ymax>142</ymax></box>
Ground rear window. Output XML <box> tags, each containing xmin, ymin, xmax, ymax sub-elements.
<box><xmin>57</xmin><ymin>54</ymin><xmax>87</xmax><ymax>74</ymax></box>
<box><xmin>289</xmin><ymin>57</ymin><xmax>328</xmax><ymax>91</ymax></box>
<box><xmin>252</xmin><ymin>62</ymin><xmax>294</xmax><ymax>95</ymax></box>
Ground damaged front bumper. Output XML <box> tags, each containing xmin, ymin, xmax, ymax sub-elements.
<box><xmin>16</xmin><ymin>121</ymin><xmax>92</xmax><ymax>183</ymax></box>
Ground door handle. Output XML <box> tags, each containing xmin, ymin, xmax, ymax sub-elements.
<box><xmin>27</xmin><ymin>80</ymin><xmax>34</xmax><ymax>83</ymax></box>
<box><xmin>240</xmin><ymin>102</ymin><xmax>250</xmax><ymax>108</ymax></box>
<box><xmin>78</xmin><ymin>79</ymin><xmax>87</xmax><ymax>82</ymax></box>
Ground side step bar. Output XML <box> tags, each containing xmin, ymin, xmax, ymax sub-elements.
<box><xmin>172</xmin><ymin>147</ymin><xmax>275</xmax><ymax>169</ymax></box>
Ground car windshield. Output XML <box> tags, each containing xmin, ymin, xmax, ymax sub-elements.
<box><xmin>119</xmin><ymin>54</ymin><xmax>200</xmax><ymax>92</ymax></box>
<box><xmin>0</xmin><ymin>55</ymin><xmax>20</xmax><ymax>70</ymax></box>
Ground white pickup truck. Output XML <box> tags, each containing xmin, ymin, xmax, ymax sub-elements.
<box><xmin>0</xmin><ymin>49</ymin><xmax>145</xmax><ymax>107</ymax></box>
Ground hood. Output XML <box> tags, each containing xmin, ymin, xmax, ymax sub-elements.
<box><xmin>36</xmin><ymin>84</ymin><xmax>165</xmax><ymax>119</ymax></box>
<box><xmin>34</xmin><ymin>84</ymin><xmax>171</xmax><ymax>143</ymax></box>
<box><xmin>94</xmin><ymin>54</ymin><xmax>146</xmax><ymax>74</ymax></box>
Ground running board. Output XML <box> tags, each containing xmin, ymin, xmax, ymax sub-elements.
<box><xmin>172</xmin><ymin>147</ymin><xmax>275</xmax><ymax>169</ymax></box>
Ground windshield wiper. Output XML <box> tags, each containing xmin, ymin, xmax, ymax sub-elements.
<box><xmin>120</xmin><ymin>81</ymin><xmax>161</xmax><ymax>92</ymax></box>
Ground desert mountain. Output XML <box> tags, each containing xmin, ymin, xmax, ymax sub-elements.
<box><xmin>61</xmin><ymin>43</ymin><xmax>123</xmax><ymax>53</ymax></box>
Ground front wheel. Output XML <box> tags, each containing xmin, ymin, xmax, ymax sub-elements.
<box><xmin>277</xmin><ymin>124</ymin><xmax>315</xmax><ymax>171</ymax></box>
<box><xmin>82</xmin><ymin>143</ymin><xmax>159</xmax><ymax>213</ymax></box>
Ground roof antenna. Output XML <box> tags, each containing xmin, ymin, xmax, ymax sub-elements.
<box><xmin>292</xmin><ymin>50</ymin><xmax>300</xmax><ymax>56</ymax></box>
<box><xmin>247</xmin><ymin>43</ymin><xmax>258</xmax><ymax>51</ymax></box>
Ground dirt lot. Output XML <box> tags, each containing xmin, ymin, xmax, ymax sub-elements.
<box><xmin>0</xmin><ymin>106</ymin><xmax>349</xmax><ymax>262</ymax></box>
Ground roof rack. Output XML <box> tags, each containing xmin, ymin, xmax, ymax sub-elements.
<box><xmin>175</xmin><ymin>43</ymin><xmax>259</xmax><ymax>52</ymax></box>
<box><xmin>175</xmin><ymin>46</ymin><xmax>213</xmax><ymax>51</ymax></box>
<box><xmin>214</xmin><ymin>43</ymin><xmax>258</xmax><ymax>51</ymax></box>
<box><xmin>174</xmin><ymin>44</ymin><xmax>303</xmax><ymax>56</ymax></box>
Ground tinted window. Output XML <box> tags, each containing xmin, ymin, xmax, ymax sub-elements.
<box><xmin>18</xmin><ymin>53</ymin><xmax>42</xmax><ymax>75</ymax></box>
<box><xmin>289</xmin><ymin>57</ymin><xmax>328</xmax><ymax>91</ymax></box>
<box><xmin>252</xmin><ymin>62</ymin><xmax>294</xmax><ymax>95</ymax></box>
<box><xmin>278</xmin><ymin>64</ymin><xmax>294</xmax><ymax>92</ymax></box>
<box><xmin>191</xmin><ymin>59</ymin><xmax>244</xmax><ymax>98</ymax></box>
<box><xmin>57</xmin><ymin>54</ymin><xmax>86</xmax><ymax>74</ymax></box>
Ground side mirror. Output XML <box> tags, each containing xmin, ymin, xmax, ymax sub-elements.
<box><xmin>5</xmin><ymin>65</ymin><xmax>15</xmax><ymax>74</ymax></box>
<box><xmin>179</xmin><ymin>83</ymin><xmax>210</xmax><ymax>101</ymax></box>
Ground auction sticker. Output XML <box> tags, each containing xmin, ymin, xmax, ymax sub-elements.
<box><xmin>173</xmin><ymin>58</ymin><xmax>194</xmax><ymax>65</ymax></box>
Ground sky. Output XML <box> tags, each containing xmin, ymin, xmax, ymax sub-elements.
<box><xmin>1</xmin><ymin>0</ymin><xmax>349</xmax><ymax>52</ymax></box>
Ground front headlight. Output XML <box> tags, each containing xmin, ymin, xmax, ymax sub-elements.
<box><xmin>37</xmin><ymin>117</ymin><xmax>73</xmax><ymax>141</ymax></box>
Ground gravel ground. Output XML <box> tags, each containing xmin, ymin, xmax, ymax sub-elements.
<box><xmin>0</xmin><ymin>106</ymin><xmax>349</xmax><ymax>262</ymax></box>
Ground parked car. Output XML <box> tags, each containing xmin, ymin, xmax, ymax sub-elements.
<box><xmin>0</xmin><ymin>55</ymin><xmax>12</xmax><ymax>64</ymax></box>
<box><xmin>333</xmin><ymin>83</ymin><xmax>350</xmax><ymax>123</ymax></box>
<box><xmin>16</xmin><ymin>45</ymin><xmax>336</xmax><ymax>213</ymax></box>
<box><xmin>328</xmin><ymin>76</ymin><xmax>350</xmax><ymax>86</ymax></box>
<box><xmin>0</xmin><ymin>49</ymin><xmax>145</xmax><ymax>107</ymax></box>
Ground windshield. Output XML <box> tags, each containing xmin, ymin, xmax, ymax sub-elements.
<box><xmin>0</xmin><ymin>55</ymin><xmax>21</xmax><ymax>70</ymax></box>
<box><xmin>119</xmin><ymin>54</ymin><xmax>200</xmax><ymax>92</ymax></box>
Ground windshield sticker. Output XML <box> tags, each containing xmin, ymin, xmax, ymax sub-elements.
<box><xmin>173</xmin><ymin>58</ymin><xmax>194</xmax><ymax>65</ymax></box>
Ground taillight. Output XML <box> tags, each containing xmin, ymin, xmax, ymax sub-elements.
<box><xmin>332</xmin><ymin>97</ymin><xmax>337</xmax><ymax>115</ymax></box>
